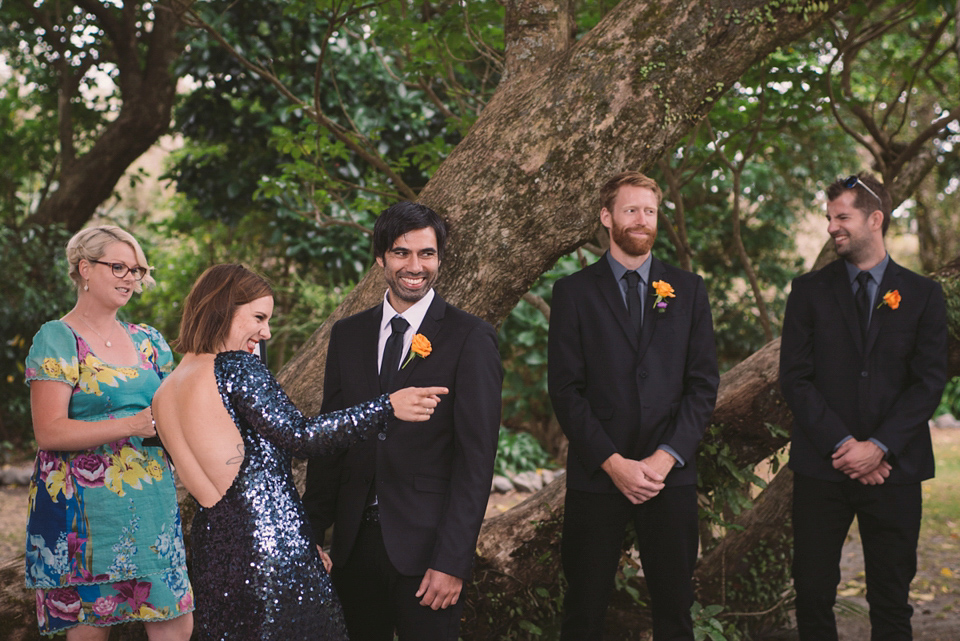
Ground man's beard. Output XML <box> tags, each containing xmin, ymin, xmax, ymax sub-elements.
<box><xmin>612</xmin><ymin>221</ymin><xmax>657</xmax><ymax>257</ymax></box>
<box><xmin>833</xmin><ymin>232</ymin><xmax>869</xmax><ymax>262</ymax></box>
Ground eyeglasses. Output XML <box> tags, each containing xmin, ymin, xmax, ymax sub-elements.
<box><xmin>842</xmin><ymin>175</ymin><xmax>883</xmax><ymax>209</ymax></box>
<box><xmin>90</xmin><ymin>260</ymin><xmax>148</xmax><ymax>281</ymax></box>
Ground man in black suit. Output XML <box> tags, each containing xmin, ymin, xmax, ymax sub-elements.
<box><xmin>302</xmin><ymin>202</ymin><xmax>502</xmax><ymax>641</ymax></box>
<box><xmin>548</xmin><ymin>171</ymin><xmax>720</xmax><ymax>640</ymax></box>
<box><xmin>780</xmin><ymin>173</ymin><xmax>947</xmax><ymax>640</ymax></box>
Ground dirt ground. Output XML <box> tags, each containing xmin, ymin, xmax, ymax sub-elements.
<box><xmin>2</xmin><ymin>429</ymin><xmax>958</xmax><ymax>639</ymax></box>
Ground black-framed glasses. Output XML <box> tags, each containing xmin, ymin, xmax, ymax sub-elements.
<box><xmin>90</xmin><ymin>259</ymin><xmax>147</xmax><ymax>281</ymax></box>
<box><xmin>842</xmin><ymin>175</ymin><xmax>883</xmax><ymax>208</ymax></box>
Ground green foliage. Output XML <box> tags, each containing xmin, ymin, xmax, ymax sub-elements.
<box><xmin>696</xmin><ymin>423</ymin><xmax>781</xmax><ymax>528</ymax></box>
<box><xmin>124</xmin><ymin>200</ymin><xmax>355</xmax><ymax>370</ymax></box>
<box><xmin>613</xmin><ymin>559</ymin><xmax>646</xmax><ymax>607</ymax></box>
<box><xmin>935</xmin><ymin>376</ymin><xmax>960</xmax><ymax>419</ymax></box>
<box><xmin>0</xmin><ymin>224</ymin><xmax>74</xmax><ymax>444</ymax></box>
<box><xmin>723</xmin><ymin>536</ymin><xmax>793</xmax><ymax>629</ymax></box>
<box><xmin>692</xmin><ymin>603</ymin><xmax>742</xmax><ymax>641</ymax></box>
<box><xmin>474</xmin><ymin>585</ymin><xmax>562</xmax><ymax>640</ymax></box>
<box><xmin>653</xmin><ymin>42</ymin><xmax>857</xmax><ymax>370</ymax></box>
<box><xmin>494</xmin><ymin>427</ymin><xmax>557</xmax><ymax>477</ymax></box>
<box><xmin>499</xmin><ymin>254</ymin><xmax>583</xmax><ymax>428</ymax></box>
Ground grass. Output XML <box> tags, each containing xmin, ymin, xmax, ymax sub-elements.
<box><xmin>923</xmin><ymin>430</ymin><xmax>960</xmax><ymax>537</ymax></box>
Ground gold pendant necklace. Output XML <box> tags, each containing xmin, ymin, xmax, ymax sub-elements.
<box><xmin>78</xmin><ymin>315</ymin><xmax>119</xmax><ymax>348</ymax></box>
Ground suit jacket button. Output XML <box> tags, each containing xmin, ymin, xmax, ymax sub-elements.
<box><xmin>861</xmin><ymin>371</ymin><xmax>868</xmax><ymax>377</ymax></box>
<box><xmin>639</xmin><ymin>371</ymin><xmax>648</xmax><ymax>379</ymax></box>
<box><xmin>378</xmin><ymin>432</ymin><xmax>387</xmax><ymax>440</ymax></box>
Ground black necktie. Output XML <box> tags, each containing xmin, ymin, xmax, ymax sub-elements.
<box><xmin>380</xmin><ymin>315</ymin><xmax>409</xmax><ymax>393</ymax></box>
<box><xmin>855</xmin><ymin>271</ymin><xmax>871</xmax><ymax>340</ymax></box>
<box><xmin>624</xmin><ymin>270</ymin><xmax>642</xmax><ymax>335</ymax></box>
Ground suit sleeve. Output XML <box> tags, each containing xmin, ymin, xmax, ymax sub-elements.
<box><xmin>547</xmin><ymin>277</ymin><xmax>618</xmax><ymax>473</ymax></box>
<box><xmin>302</xmin><ymin>321</ymin><xmax>349</xmax><ymax>545</ymax></box>
<box><xmin>871</xmin><ymin>281</ymin><xmax>948</xmax><ymax>458</ymax></box>
<box><xmin>779</xmin><ymin>278</ymin><xmax>854</xmax><ymax>455</ymax></box>
<box><xmin>660</xmin><ymin>275</ymin><xmax>719</xmax><ymax>465</ymax></box>
<box><xmin>431</xmin><ymin>321</ymin><xmax>502</xmax><ymax>579</ymax></box>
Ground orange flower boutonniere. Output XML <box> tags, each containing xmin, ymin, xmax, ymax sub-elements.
<box><xmin>402</xmin><ymin>333</ymin><xmax>432</xmax><ymax>368</ymax></box>
<box><xmin>651</xmin><ymin>280</ymin><xmax>676</xmax><ymax>313</ymax></box>
<box><xmin>878</xmin><ymin>289</ymin><xmax>901</xmax><ymax>310</ymax></box>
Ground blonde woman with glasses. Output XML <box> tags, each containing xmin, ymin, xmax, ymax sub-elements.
<box><xmin>23</xmin><ymin>225</ymin><xmax>193</xmax><ymax>640</ymax></box>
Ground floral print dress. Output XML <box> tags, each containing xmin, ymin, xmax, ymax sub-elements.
<box><xmin>24</xmin><ymin>320</ymin><xmax>194</xmax><ymax>636</ymax></box>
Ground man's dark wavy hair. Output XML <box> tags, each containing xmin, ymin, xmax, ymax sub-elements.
<box><xmin>372</xmin><ymin>201</ymin><xmax>447</xmax><ymax>261</ymax></box>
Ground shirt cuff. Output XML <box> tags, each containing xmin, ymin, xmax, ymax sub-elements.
<box><xmin>834</xmin><ymin>435</ymin><xmax>853</xmax><ymax>451</ymax></box>
<box><xmin>868</xmin><ymin>438</ymin><xmax>889</xmax><ymax>456</ymax></box>
<box><xmin>658</xmin><ymin>445</ymin><xmax>685</xmax><ymax>468</ymax></box>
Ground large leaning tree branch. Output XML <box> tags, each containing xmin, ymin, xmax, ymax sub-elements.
<box><xmin>277</xmin><ymin>0</ymin><xmax>855</xmax><ymax>412</ymax></box>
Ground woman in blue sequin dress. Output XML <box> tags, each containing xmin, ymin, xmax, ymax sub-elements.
<box><xmin>152</xmin><ymin>264</ymin><xmax>446</xmax><ymax>640</ymax></box>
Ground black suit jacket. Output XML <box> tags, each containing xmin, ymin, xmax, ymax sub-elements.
<box><xmin>302</xmin><ymin>294</ymin><xmax>502</xmax><ymax>579</ymax></box>
<box><xmin>548</xmin><ymin>254</ymin><xmax>719</xmax><ymax>492</ymax></box>
<box><xmin>780</xmin><ymin>258</ymin><xmax>947</xmax><ymax>483</ymax></box>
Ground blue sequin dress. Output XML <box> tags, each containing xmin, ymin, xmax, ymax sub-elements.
<box><xmin>191</xmin><ymin>350</ymin><xmax>392</xmax><ymax>640</ymax></box>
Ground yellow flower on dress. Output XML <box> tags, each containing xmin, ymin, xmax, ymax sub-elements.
<box><xmin>77</xmin><ymin>353</ymin><xmax>136</xmax><ymax>396</ymax></box>
<box><xmin>61</xmin><ymin>359</ymin><xmax>79</xmax><ymax>384</ymax></box>
<box><xmin>105</xmin><ymin>445</ymin><xmax>152</xmax><ymax>496</ymax></box>
<box><xmin>402</xmin><ymin>334</ymin><xmax>432</xmax><ymax>369</ymax></box>
<box><xmin>41</xmin><ymin>358</ymin><xmax>62</xmax><ymax>378</ymax></box>
<box><xmin>135</xmin><ymin>604</ymin><xmax>165</xmax><ymax>619</ymax></box>
<box><xmin>44</xmin><ymin>463</ymin><xmax>75</xmax><ymax>503</ymax></box>
<box><xmin>145</xmin><ymin>459</ymin><xmax>165</xmax><ymax>482</ymax></box>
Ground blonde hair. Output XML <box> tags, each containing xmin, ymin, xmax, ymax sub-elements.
<box><xmin>66</xmin><ymin>225</ymin><xmax>155</xmax><ymax>293</ymax></box>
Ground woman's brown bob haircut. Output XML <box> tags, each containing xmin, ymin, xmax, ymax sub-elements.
<box><xmin>175</xmin><ymin>264</ymin><xmax>273</xmax><ymax>354</ymax></box>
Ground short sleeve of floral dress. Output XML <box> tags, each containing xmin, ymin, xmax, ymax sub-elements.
<box><xmin>23</xmin><ymin>320</ymin><xmax>194</xmax><ymax>636</ymax></box>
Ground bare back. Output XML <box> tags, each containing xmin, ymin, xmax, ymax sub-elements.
<box><xmin>152</xmin><ymin>353</ymin><xmax>246</xmax><ymax>508</ymax></box>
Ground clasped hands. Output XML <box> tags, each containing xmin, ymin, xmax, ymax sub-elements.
<box><xmin>832</xmin><ymin>438</ymin><xmax>890</xmax><ymax>485</ymax></box>
<box><xmin>602</xmin><ymin>450</ymin><xmax>676</xmax><ymax>504</ymax></box>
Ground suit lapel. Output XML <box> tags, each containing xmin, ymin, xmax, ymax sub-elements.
<box><xmin>390</xmin><ymin>294</ymin><xmax>446</xmax><ymax>390</ymax></box>
<box><xmin>829</xmin><ymin>261</ymin><xmax>865</xmax><ymax>354</ymax></box>
<box><xmin>593</xmin><ymin>256</ymin><xmax>640</xmax><ymax>351</ymax></box>
<box><xmin>637</xmin><ymin>256</ymin><xmax>664</xmax><ymax>362</ymax></box>
<box><xmin>362</xmin><ymin>304</ymin><xmax>384</xmax><ymax>396</ymax></box>
<box><xmin>865</xmin><ymin>260</ymin><xmax>902</xmax><ymax>355</ymax></box>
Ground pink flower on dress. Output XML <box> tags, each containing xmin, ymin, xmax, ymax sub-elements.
<box><xmin>35</xmin><ymin>590</ymin><xmax>47</xmax><ymax>628</ymax></box>
<box><xmin>93</xmin><ymin>595</ymin><xmax>120</xmax><ymax>617</ymax></box>
<box><xmin>36</xmin><ymin>450</ymin><xmax>60</xmax><ymax>481</ymax></box>
<box><xmin>72</xmin><ymin>452</ymin><xmax>108</xmax><ymax>488</ymax></box>
<box><xmin>113</xmin><ymin>579</ymin><xmax>153</xmax><ymax>611</ymax></box>
<box><xmin>45</xmin><ymin>588</ymin><xmax>82</xmax><ymax>621</ymax></box>
<box><xmin>178</xmin><ymin>591</ymin><xmax>194</xmax><ymax>611</ymax></box>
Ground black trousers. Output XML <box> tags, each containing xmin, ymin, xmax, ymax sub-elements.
<box><xmin>331</xmin><ymin>517</ymin><xmax>464</xmax><ymax>641</ymax></box>
<box><xmin>560</xmin><ymin>485</ymin><xmax>699</xmax><ymax>641</ymax></box>
<box><xmin>792</xmin><ymin>473</ymin><xmax>922</xmax><ymax>641</ymax></box>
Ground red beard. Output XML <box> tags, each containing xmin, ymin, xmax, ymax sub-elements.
<box><xmin>612</xmin><ymin>222</ymin><xmax>657</xmax><ymax>256</ymax></box>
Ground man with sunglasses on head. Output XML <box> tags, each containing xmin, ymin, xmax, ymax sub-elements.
<box><xmin>780</xmin><ymin>173</ymin><xmax>947</xmax><ymax>640</ymax></box>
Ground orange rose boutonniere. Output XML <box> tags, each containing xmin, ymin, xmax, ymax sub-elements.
<box><xmin>878</xmin><ymin>289</ymin><xmax>901</xmax><ymax>310</ymax></box>
<box><xmin>651</xmin><ymin>280</ymin><xmax>676</xmax><ymax>313</ymax></box>
<box><xmin>402</xmin><ymin>333</ymin><xmax>432</xmax><ymax>368</ymax></box>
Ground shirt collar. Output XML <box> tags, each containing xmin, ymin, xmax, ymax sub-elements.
<box><xmin>844</xmin><ymin>253</ymin><xmax>890</xmax><ymax>285</ymax></box>
<box><xmin>381</xmin><ymin>288</ymin><xmax>435</xmax><ymax>334</ymax></box>
<box><xmin>607</xmin><ymin>251</ymin><xmax>653</xmax><ymax>284</ymax></box>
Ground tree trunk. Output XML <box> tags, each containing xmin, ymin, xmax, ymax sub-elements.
<box><xmin>21</xmin><ymin>0</ymin><xmax>185</xmax><ymax>232</ymax></box>
<box><xmin>276</xmin><ymin>0</ymin><xmax>855</xmax><ymax>410</ymax></box>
